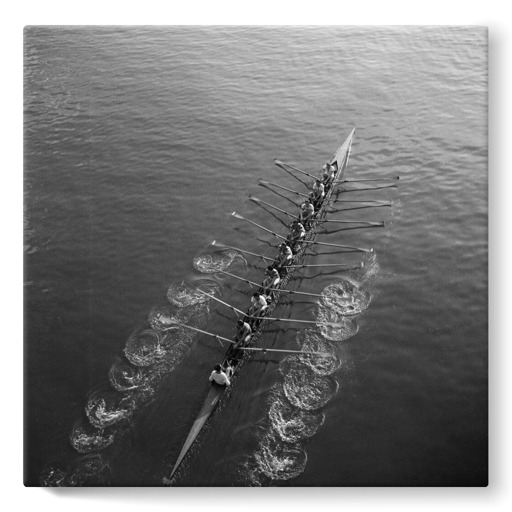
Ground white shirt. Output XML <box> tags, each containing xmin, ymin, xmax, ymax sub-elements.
<box><xmin>313</xmin><ymin>181</ymin><xmax>325</xmax><ymax>198</ymax></box>
<box><xmin>300</xmin><ymin>202</ymin><xmax>314</xmax><ymax>217</ymax></box>
<box><xmin>251</xmin><ymin>294</ymin><xmax>268</xmax><ymax>309</ymax></box>
<box><xmin>294</xmin><ymin>224</ymin><xmax>306</xmax><ymax>238</ymax></box>
<box><xmin>281</xmin><ymin>245</ymin><xmax>293</xmax><ymax>260</ymax></box>
<box><xmin>209</xmin><ymin>370</ymin><xmax>230</xmax><ymax>386</ymax></box>
<box><xmin>270</xmin><ymin>274</ymin><xmax>281</xmax><ymax>287</ymax></box>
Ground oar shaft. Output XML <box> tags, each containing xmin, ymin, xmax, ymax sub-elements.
<box><xmin>302</xmin><ymin>238</ymin><xmax>373</xmax><ymax>253</ymax></box>
<box><xmin>259</xmin><ymin>180</ymin><xmax>310</xmax><ymax>199</ymax></box>
<box><xmin>329</xmin><ymin>204</ymin><xmax>391</xmax><ymax>212</ymax></box>
<box><xmin>166</xmin><ymin>320</ymin><xmax>235</xmax><ymax>345</ymax></box>
<box><xmin>288</xmin><ymin>262</ymin><xmax>362</xmax><ymax>268</ymax></box>
<box><xmin>334</xmin><ymin>176</ymin><xmax>399</xmax><ymax>183</ymax></box>
<box><xmin>250</xmin><ymin>315</ymin><xmax>342</xmax><ymax>327</ymax></box>
<box><xmin>197</xmin><ymin>289</ymin><xmax>334</xmax><ymax>325</ymax></box>
<box><xmin>231</xmin><ymin>212</ymin><xmax>287</xmax><ymax>241</ymax></box>
<box><xmin>331</xmin><ymin>200</ymin><xmax>390</xmax><ymax>204</ymax></box>
<box><xmin>319</xmin><ymin>219</ymin><xmax>384</xmax><ymax>226</ymax></box>
<box><xmin>258</xmin><ymin>181</ymin><xmax>299</xmax><ymax>207</ymax></box>
<box><xmin>338</xmin><ymin>184</ymin><xmax>398</xmax><ymax>192</ymax></box>
<box><xmin>218</xmin><ymin>268</ymin><xmax>325</xmax><ymax>298</ymax></box>
<box><xmin>197</xmin><ymin>289</ymin><xmax>246</xmax><ymax>317</ymax></box>
<box><xmin>274</xmin><ymin>159</ymin><xmax>318</xmax><ymax>180</ymax></box>
<box><xmin>273</xmin><ymin>161</ymin><xmax>310</xmax><ymax>187</ymax></box>
<box><xmin>250</xmin><ymin>196</ymin><xmax>298</xmax><ymax>219</ymax></box>
<box><xmin>212</xmin><ymin>241</ymin><xmax>274</xmax><ymax>262</ymax></box>
<box><xmin>238</xmin><ymin>346</ymin><xmax>328</xmax><ymax>356</ymax></box>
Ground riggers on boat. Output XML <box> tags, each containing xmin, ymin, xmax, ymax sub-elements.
<box><xmin>165</xmin><ymin>129</ymin><xmax>356</xmax><ymax>483</ymax></box>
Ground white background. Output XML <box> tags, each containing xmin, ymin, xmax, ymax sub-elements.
<box><xmin>3</xmin><ymin>1</ymin><xmax>507</xmax><ymax>510</ymax></box>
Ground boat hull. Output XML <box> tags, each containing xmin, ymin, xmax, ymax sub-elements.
<box><xmin>166</xmin><ymin>128</ymin><xmax>355</xmax><ymax>483</ymax></box>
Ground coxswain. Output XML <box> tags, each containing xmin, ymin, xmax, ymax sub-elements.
<box><xmin>261</xmin><ymin>266</ymin><xmax>281</xmax><ymax>300</ymax></box>
<box><xmin>248</xmin><ymin>292</ymin><xmax>268</xmax><ymax>321</ymax></box>
<box><xmin>209</xmin><ymin>364</ymin><xmax>232</xmax><ymax>386</ymax></box>
<box><xmin>275</xmin><ymin>242</ymin><xmax>293</xmax><ymax>272</ymax></box>
<box><xmin>233</xmin><ymin>319</ymin><xmax>252</xmax><ymax>348</ymax></box>
<box><xmin>299</xmin><ymin>198</ymin><xmax>315</xmax><ymax>228</ymax></box>
<box><xmin>312</xmin><ymin>179</ymin><xmax>325</xmax><ymax>207</ymax></box>
<box><xmin>322</xmin><ymin>162</ymin><xmax>336</xmax><ymax>189</ymax></box>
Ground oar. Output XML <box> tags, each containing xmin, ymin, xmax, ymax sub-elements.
<box><xmin>318</xmin><ymin>219</ymin><xmax>385</xmax><ymax>227</ymax></box>
<box><xmin>237</xmin><ymin>346</ymin><xmax>329</xmax><ymax>356</ymax></box>
<box><xmin>301</xmin><ymin>238</ymin><xmax>374</xmax><ymax>253</ymax></box>
<box><xmin>288</xmin><ymin>262</ymin><xmax>364</xmax><ymax>269</ymax></box>
<box><xmin>211</xmin><ymin>240</ymin><xmax>274</xmax><ymax>262</ymax></box>
<box><xmin>232</xmin><ymin>212</ymin><xmax>373</xmax><ymax>253</ymax></box>
<box><xmin>274</xmin><ymin>159</ymin><xmax>318</xmax><ymax>180</ymax></box>
<box><xmin>159</xmin><ymin>319</ymin><xmax>235</xmax><ymax>343</ymax></box>
<box><xmin>330</xmin><ymin>199</ymin><xmax>391</xmax><ymax>204</ymax></box>
<box><xmin>249</xmin><ymin>196</ymin><xmax>299</xmax><ymax>220</ymax></box>
<box><xmin>216</xmin><ymin>268</ymin><xmax>323</xmax><ymax>298</ymax></box>
<box><xmin>328</xmin><ymin>202</ymin><xmax>391</xmax><ymax>212</ymax></box>
<box><xmin>166</xmin><ymin>320</ymin><xmax>328</xmax><ymax>356</ymax></box>
<box><xmin>334</xmin><ymin>184</ymin><xmax>398</xmax><ymax>192</ymax></box>
<box><xmin>258</xmin><ymin>179</ymin><xmax>310</xmax><ymax>199</ymax></box>
<box><xmin>196</xmin><ymin>289</ymin><xmax>248</xmax><ymax>317</ymax></box>
<box><xmin>333</xmin><ymin>176</ymin><xmax>400</xmax><ymax>184</ymax></box>
<box><xmin>258</xmin><ymin>181</ymin><xmax>299</xmax><ymax>208</ymax></box>
<box><xmin>230</xmin><ymin>211</ymin><xmax>288</xmax><ymax>242</ymax></box>
<box><xmin>273</xmin><ymin>161</ymin><xmax>310</xmax><ymax>188</ymax></box>
<box><xmin>196</xmin><ymin>289</ymin><xmax>344</xmax><ymax>327</ymax></box>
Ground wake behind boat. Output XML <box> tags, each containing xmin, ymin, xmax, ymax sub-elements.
<box><xmin>164</xmin><ymin>129</ymin><xmax>360</xmax><ymax>484</ymax></box>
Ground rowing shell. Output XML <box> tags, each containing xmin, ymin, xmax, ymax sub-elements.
<box><xmin>165</xmin><ymin>128</ymin><xmax>356</xmax><ymax>483</ymax></box>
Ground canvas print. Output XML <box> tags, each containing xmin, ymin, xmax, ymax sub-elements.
<box><xmin>24</xmin><ymin>26</ymin><xmax>488</xmax><ymax>487</ymax></box>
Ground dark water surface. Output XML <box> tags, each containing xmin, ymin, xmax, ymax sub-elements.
<box><xmin>24</xmin><ymin>26</ymin><xmax>487</xmax><ymax>486</ymax></box>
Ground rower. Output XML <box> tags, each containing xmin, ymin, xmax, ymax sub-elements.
<box><xmin>260</xmin><ymin>266</ymin><xmax>281</xmax><ymax>301</ymax></box>
<box><xmin>299</xmin><ymin>198</ymin><xmax>315</xmax><ymax>229</ymax></box>
<box><xmin>274</xmin><ymin>242</ymin><xmax>293</xmax><ymax>273</ymax></box>
<box><xmin>208</xmin><ymin>364</ymin><xmax>232</xmax><ymax>386</ymax></box>
<box><xmin>287</xmin><ymin>220</ymin><xmax>306</xmax><ymax>245</ymax></box>
<box><xmin>233</xmin><ymin>319</ymin><xmax>252</xmax><ymax>349</ymax></box>
<box><xmin>312</xmin><ymin>179</ymin><xmax>325</xmax><ymax>207</ymax></box>
<box><xmin>248</xmin><ymin>292</ymin><xmax>268</xmax><ymax>325</ymax></box>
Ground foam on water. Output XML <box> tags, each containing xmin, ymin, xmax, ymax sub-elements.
<box><xmin>167</xmin><ymin>278</ymin><xmax>220</xmax><ymax>307</ymax></box>
<box><xmin>39</xmin><ymin>464</ymin><xmax>67</xmax><ymax>486</ymax></box>
<box><xmin>108</xmin><ymin>358</ymin><xmax>145</xmax><ymax>391</ymax></box>
<box><xmin>282</xmin><ymin>365</ymin><xmax>339</xmax><ymax>411</ymax></box>
<box><xmin>85</xmin><ymin>389</ymin><xmax>136</xmax><ymax>429</ymax></box>
<box><xmin>253</xmin><ymin>430</ymin><xmax>307</xmax><ymax>481</ymax></box>
<box><xmin>66</xmin><ymin>454</ymin><xmax>111</xmax><ymax>486</ymax></box>
<box><xmin>268</xmin><ymin>389</ymin><xmax>325</xmax><ymax>443</ymax></box>
<box><xmin>316</xmin><ymin>306</ymin><xmax>359</xmax><ymax>341</ymax></box>
<box><xmin>193</xmin><ymin>250</ymin><xmax>246</xmax><ymax>273</ymax></box>
<box><xmin>360</xmin><ymin>251</ymin><xmax>380</xmax><ymax>283</ymax></box>
<box><xmin>148</xmin><ymin>300</ymin><xmax>209</xmax><ymax>332</ymax></box>
<box><xmin>124</xmin><ymin>329</ymin><xmax>164</xmax><ymax>367</ymax></box>
<box><xmin>295</xmin><ymin>329</ymin><xmax>341</xmax><ymax>375</ymax></box>
<box><xmin>69</xmin><ymin>421</ymin><xmax>116</xmax><ymax>454</ymax></box>
<box><xmin>321</xmin><ymin>279</ymin><xmax>371</xmax><ymax>316</ymax></box>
